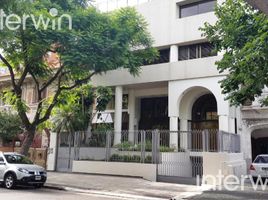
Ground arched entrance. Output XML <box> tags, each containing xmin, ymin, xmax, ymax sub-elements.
<box><xmin>191</xmin><ymin>94</ymin><xmax>218</xmax><ymax>130</ymax></box>
<box><xmin>251</xmin><ymin>128</ymin><xmax>268</xmax><ymax>160</ymax></box>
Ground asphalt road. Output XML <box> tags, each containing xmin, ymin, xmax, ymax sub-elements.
<box><xmin>186</xmin><ymin>185</ymin><xmax>268</xmax><ymax>200</ymax></box>
<box><xmin>1</xmin><ymin>183</ymin><xmax>268</xmax><ymax>200</ymax></box>
<box><xmin>0</xmin><ymin>187</ymin><xmax>123</xmax><ymax>200</ymax></box>
<box><xmin>187</xmin><ymin>189</ymin><xmax>268</xmax><ymax>200</ymax></box>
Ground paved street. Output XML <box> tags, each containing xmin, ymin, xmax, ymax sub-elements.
<box><xmin>1</xmin><ymin>183</ymin><xmax>268</xmax><ymax>200</ymax></box>
<box><xmin>46</xmin><ymin>172</ymin><xmax>207</xmax><ymax>199</ymax></box>
<box><xmin>186</xmin><ymin>184</ymin><xmax>268</xmax><ymax>200</ymax></box>
<box><xmin>186</xmin><ymin>189</ymin><xmax>268</xmax><ymax>200</ymax></box>
<box><xmin>0</xmin><ymin>187</ymin><xmax>128</xmax><ymax>200</ymax></box>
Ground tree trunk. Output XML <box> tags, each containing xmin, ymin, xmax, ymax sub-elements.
<box><xmin>44</xmin><ymin>128</ymin><xmax>51</xmax><ymax>148</ymax></box>
<box><xmin>20</xmin><ymin>129</ymin><xmax>35</xmax><ymax>156</ymax></box>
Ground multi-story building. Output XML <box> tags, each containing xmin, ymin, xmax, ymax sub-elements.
<box><xmin>91</xmin><ymin>0</ymin><xmax>268</xmax><ymax>169</ymax></box>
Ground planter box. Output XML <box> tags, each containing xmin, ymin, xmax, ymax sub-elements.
<box><xmin>72</xmin><ymin>160</ymin><xmax>157</xmax><ymax>181</ymax></box>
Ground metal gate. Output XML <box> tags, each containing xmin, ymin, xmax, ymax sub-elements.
<box><xmin>56</xmin><ymin>132</ymin><xmax>82</xmax><ymax>172</ymax></box>
<box><xmin>157</xmin><ymin>151</ymin><xmax>203</xmax><ymax>185</ymax></box>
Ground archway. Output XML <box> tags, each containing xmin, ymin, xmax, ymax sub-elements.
<box><xmin>251</xmin><ymin>128</ymin><xmax>268</xmax><ymax>160</ymax></box>
<box><xmin>191</xmin><ymin>94</ymin><xmax>218</xmax><ymax>130</ymax></box>
<box><xmin>177</xmin><ymin>87</ymin><xmax>219</xmax><ymax>151</ymax></box>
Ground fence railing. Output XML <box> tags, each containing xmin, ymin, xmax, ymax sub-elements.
<box><xmin>59</xmin><ymin>129</ymin><xmax>240</xmax><ymax>164</ymax></box>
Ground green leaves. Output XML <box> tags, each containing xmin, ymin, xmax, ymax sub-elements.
<box><xmin>0</xmin><ymin>0</ymin><xmax>156</xmax><ymax>153</ymax></box>
<box><xmin>201</xmin><ymin>0</ymin><xmax>268</xmax><ymax>106</ymax></box>
<box><xmin>51</xmin><ymin>84</ymin><xmax>112</xmax><ymax>133</ymax></box>
<box><xmin>0</xmin><ymin>111</ymin><xmax>22</xmax><ymax>142</ymax></box>
<box><xmin>2</xmin><ymin>90</ymin><xmax>29</xmax><ymax>113</ymax></box>
<box><xmin>95</xmin><ymin>86</ymin><xmax>112</xmax><ymax>112</ymax></box>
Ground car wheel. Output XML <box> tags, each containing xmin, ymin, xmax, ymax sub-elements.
<box><xmin>4</xmin><ymin>174</ymin><xmax>16</xmax><ymax>189</ymax></box>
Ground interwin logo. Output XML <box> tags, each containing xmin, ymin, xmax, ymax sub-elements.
<box><xmin>0</xmin><ymin>8</ymin><xmax>72</xmax><ymax>31</ymax></box>
<box><xmin>197</xmin><ymin>170</ymin><xmax>268</xmax><ymax>191</ymax></box>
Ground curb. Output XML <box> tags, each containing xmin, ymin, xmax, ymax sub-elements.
<box><xmin>44</xmin><ymin>183</ymin><xmax>168</xmax><ymax>200</ymax></box>
<box><xmin>44</xmin><ymin>184</ymin><xmax>66</xmax><ymax>191</ymax></box>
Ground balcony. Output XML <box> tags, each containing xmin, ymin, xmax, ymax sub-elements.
<box><xmin>92</xmin><ymin>56</ymin><xmax>223</xmax><ymax>87</ymax></box>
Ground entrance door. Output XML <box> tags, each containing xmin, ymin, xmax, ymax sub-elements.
<box><xmin>190</xmin><ymin>94</ymin><xmax>219</xmax><ymax>151</ymax></box>
<box><xmin>139</xmin><ymin>97</ymin><xmax>169</xmax><ymax>130</ymax></box>
<box><xmin>191</xmin><ymin>94</ymin><xmax>218</xmax><ymax>130</ymax></box>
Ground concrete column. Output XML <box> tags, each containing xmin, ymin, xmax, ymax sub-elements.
<box><xmin>219</xmin><ymin>115</ymin><xmax>229</xmax><ymax>132</ymax></box>
<box><xmin>169</xmin><ymin>117</ymin><xmax>178</xmax><ymax>149</ymax></box>
<box><xmin>46</xmin><ymin>132</ymin><xmax>57</xmax><ymax>171</ymax></box>
<box><xmin>180</xmin><ymin>119</ymin><xmax>188</xmax><ymax>150</ymax></box>
<box><xmin>114</xmin><ymin>86</ymin><xmax>123</xmax><ymax>145</ymax></box>
<box><xmin>170</xmin><ymin>45</ymin><xmax>178</xmax><ymax>63</ymax></box>
<box><xmin>128</xmin><ymin>89</ymin><xmax>135</xmax><ymax>142</ymax></box>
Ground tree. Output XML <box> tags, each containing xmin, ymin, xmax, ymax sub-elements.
<box><xmin>200</xmin><ymin>0</ymin><xmax>268</xmax><ymax>106</ymax></box>
<box><xmin>0</xmin><ymin>111</ymin><xmax>22</xmax><ymax>143</ymax></box>
<box><xmin>52</xmin><ymin>85</ymin><xmax>112</xmax><ymax>168</ymax></box>
<box><xmin>0</xmin><ymin>0</ymin><xmax>157</xmax><ymax>155</ymax></box>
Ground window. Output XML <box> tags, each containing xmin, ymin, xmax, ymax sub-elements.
<box><xmin>189</xmin><ymin>44</ymin><xmax>198</xmax><ymax>59</ymax></box>
<box><xmin>201</xmin><ymin>42</ymin><xmax>217</xmax><ymax>57</ymax></box>
<box><xmin>4</xmin><ymin>154</ymin><xmax>33</xmax><ymax>164</ymax></box>
<box><xmin>0</xmin><ymin>156</ymin><xmax>4</xmax><ymax>162</ymax></box>
<box><xmin>179</xmin><ymin>0</ymin><xmax>216</xmax><ymax>18</ymax></box>
<box><xmin>254</xmin><ymin>156</ymin><xmax>268</xmax><ymax>164</ymax></box>
<box><xmin>178</xmin><ymin>42</ymin><xmax>216</xmax><ymax>61</ymax></box>
<box><xmin>206</xmin><ymin>111</ymin><xmax>218</xmax><ymax>120</ymax></box>
<box><xmin>178</xmin><ymin>46</ymin><xmax>188</xmax><ymax>61</ymax></box>
<box><xmin>147</xmin><ymin>48</ymin><xmax>170</xmax><ymax>65</ymax></box>
<box><xmin>122</xmin><ymin>94</ymin><xmax>128</xmax><ymax>109</ymax></box>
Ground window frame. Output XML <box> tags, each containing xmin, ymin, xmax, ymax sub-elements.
<box><xmin>178</xmin><ymin>42</ymin><xmax>216</xmax><ymax>61</ymax></box>
<box><xmin>179</xmin><ymin>0</ymin><xmax>216</xmax><ymax>18</ymax></box>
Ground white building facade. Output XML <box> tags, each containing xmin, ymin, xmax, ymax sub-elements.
<box><xmin>91</xmin><ymin>0</ymin><xmax>268</xmax><ymax>170</ymax></box>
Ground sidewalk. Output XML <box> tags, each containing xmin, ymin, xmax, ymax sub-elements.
<box><xmin>45</xmin><ymin>172</ymin><xmax>211</xmax><ymax>199</ymax></box>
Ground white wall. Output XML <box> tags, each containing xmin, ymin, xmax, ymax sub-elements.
<box><xmin>72</xmin><ymin>161</ymin><xmax>157</xmax><ymax>181</ymax></box>
<box><xmin>46</xmin><ymin>132</ymin><xmax>57</xmax><ymax>171</ymax></box>
<box><xmin>203</xmin><ymin>152</ymin><xmax>247</xmax><ymax>185</ymax></box>
<box><xmin>136</xmin><ymin>0</ymin><xmax>218</xmax><ymax>47</ymax></box>
<box><xmin>92</xmin><ymin>56</ymin><xmax>222</xmax><ymax>87</ymax></box>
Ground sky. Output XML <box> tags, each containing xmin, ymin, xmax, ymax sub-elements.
<box><xmin>93</xmin><ymin>0</ymin><xmax>150</xmax><ymax>12</ymax></box>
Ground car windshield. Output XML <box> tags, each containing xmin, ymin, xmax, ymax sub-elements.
<box><xmin>4</xmin><ymin>154</ymin><xmax>33</xmax><ymax>164</ymax></box>
<box><xmin>254</xmin><ymin>156</ymin><xmax>268</xmax><ymax>164</ymax></box>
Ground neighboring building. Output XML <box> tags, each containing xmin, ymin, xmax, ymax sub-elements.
<box><xmin>0</xmin><ymin>70</ymin><xmax>52</xmax><ymax>149</ymax></box>
<box><xmin>246</xmin><ymin>0</ymin><xmax>268</xmax><ymax>15</ymax></box>
<box><xmin>91</xmin><ymin>0</ymin><xmax>268</xmax><ymax>168</ymax></box>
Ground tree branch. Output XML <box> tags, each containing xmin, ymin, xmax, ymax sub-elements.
<box><xmin>17</xmin><ymin>27</ymin><xmax>30</xmax><ymax>88</ymax></box>
<box><xmin>61</xmin><ymin>72</ymin><xmax>96</xmax><ymax>91</ymax></box>
<box><xmin>17</xmin><ymin>68</ymin><xmax>29</xmax><ymax>87</ymax></box>
<box><xmin>40</xmin><ymin>65</ymin><xmax>64</xmax><ymax>92</ymax></box>
<box><xmin>38</xmin><ymin>71</ymin><xmax>64</xmax><ymax>124</ymax></box>
<box><xmin>37</xmin><ymin>71</ymin><xmax>96</xmax><ymax>125</ymax></box>
<box><xmin>0</xmin><ymin>54</ymin><xmax>17</xmax><ymax>90</ymax></box>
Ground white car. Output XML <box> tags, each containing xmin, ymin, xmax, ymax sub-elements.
<box><xmin>250</xmin><ymin>154</ymin><xmax>268</xmax><ymax>181</ymax></box>
<box><xmin>0</xmin><ymin>152</ymin><xmax>47</xmax><ymax>189</ymax></box>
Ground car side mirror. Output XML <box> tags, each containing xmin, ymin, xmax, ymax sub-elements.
<box><xmin>0</xmin><ymin>162</ymin><xmax>6</xmax><ymax>165</ymax></box>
